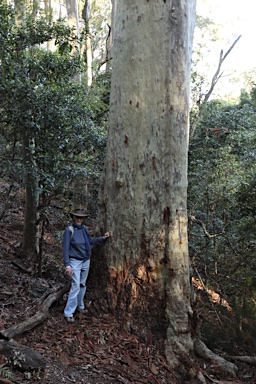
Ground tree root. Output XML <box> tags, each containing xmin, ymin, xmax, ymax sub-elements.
<box><xmin>229</xmin><ymin>355</ymin><xmax>256</xmax><ymax>365</ymax></box>
<box><xmin>194</xmin><ymin>338</ymin><xmax>238</xmax><ymax>378</ymax></box>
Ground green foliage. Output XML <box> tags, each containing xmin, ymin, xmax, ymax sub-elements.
<box><xmin>0</xmin><ymin>3</ymin><xmax>78</xmax><ymax>54</ymax></box>
<box><xmin>0</xmin><ymin>2</ymin><xmax>109</xmax><ymax>218</ymax></box>
<box><xmin>0</xmin><ymin>364</ymin><xmax>13</xmax><ymax>380</ymax></box>
<box><xmin>189</xmin><ymin>86</ymin><xmax>256</xmax><ymax>352</ymax></box>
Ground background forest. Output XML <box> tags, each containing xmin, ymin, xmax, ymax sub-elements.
<box><xmin>0</xmin><ymin>0</ymin><xmax>256</xmax><ymax>382</ymax></box>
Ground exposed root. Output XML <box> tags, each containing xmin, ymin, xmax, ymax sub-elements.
<box><xmin>229</xmin><ymin>355</ymin><xmax>256</xmax><ymax>365</ymax></box>
<box><xmin>194</xmin><ymin>338</ymin><xmax>238</xmax><ymax>378</ymax></box>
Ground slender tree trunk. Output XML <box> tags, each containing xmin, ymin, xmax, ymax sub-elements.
<box><xmin>66</xmin><ymin>0</ymin><xmax>80</xmax><ymax>47</ymax></box>
<box><xmin>106</xmin><ymin>0</ymin><xmax>116</xmax><ymax>71</ymax></box>
<box><xmin>21</xmin><ymin>131</ymin><xmax>39</xmax><ymax>260</ymax></box>
<box><xmin>66</xmin><ymin>0</ymin><xmax>77</xmax><ymax>27</ymax></box>
<box><xmin>93</xmin><ymin>0</ymin><xmax>197</xmax><ymax>366</ymax></box>
<box><xmin>82</xmin><ymin>0</ymin><xmax>92</xmax><ymax>86</ymax></box>
<box><xmin>44</xmin><ymin>0</ymin><xmax>56</xmax><ymax>50</ymax></box>
<box><xmin>85</xmin><ymin>29</ymin><xmax>92</xmax><ymax>86</ymax></box>
<box><xmin>67</xmin><ymin>0</ymin><xmax>82</xmax><ymax>82</ymax></box>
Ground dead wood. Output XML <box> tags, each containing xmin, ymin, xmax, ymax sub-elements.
<box><xmin>194</xmin><ymin>338</ymin><xmax>238</xmax><ymax>378</ymax></box>
<box><xmin>0</xmin><ymin>378</ymin><xmax>16</xmax><ymax>384</ymax></box>
<box><xmin>0</xmin><ymin>283</ymin><xmax>70</xmax><ymax>371</ymax></box>
<box><xmin>0</xmin><ymin>339</ymin><xmax>46</xmax><ymax>371</ymax></box>
<box><xmin>0</xmin><ymin>283</ymin><xmax>70</xmax><ymax>340</ymax></box>
<box><xmin>190</xmin><ymin>215</ymin><xmax>224</xmax><ymax>239</ymax></box>
<box><xmin>11</xmin><ymin>260</ymin><xmax>33</xmax><ymax>274</ymax></box>
<box><xmin>190</xmin><ymin>35</ymin><xmax>242</xmax><ymax>139</ymax></box>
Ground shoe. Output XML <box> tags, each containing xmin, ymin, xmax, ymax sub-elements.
<box><xmin>78</xmin><ymin>308</ymin><xmax>89</xmax><ymax>314</ymax></box>
<box><xmin>65</xmin><ymin>316</ymin><xmax>75</xmax><ymax>323</ymax></box>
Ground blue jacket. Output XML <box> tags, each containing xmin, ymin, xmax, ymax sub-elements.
<box><xmin>62</xmin><ymin>223</ymin><xmax>104</xmax><ymax>267</ymax></box>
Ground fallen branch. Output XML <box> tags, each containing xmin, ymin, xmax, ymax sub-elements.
<box><xmin>0</xmin><ymin>283</ymin><xmax>70</xmax><ymax>340</ymax></box>
<box><xmin>0</xmin><ymin>283</ymin><xmax>70</xmax><ymax>371</ymax></box>
<box><xmin>11</xmin><ymin>260</ymin><xmax>33</xmax><ymax>274</ymax></box>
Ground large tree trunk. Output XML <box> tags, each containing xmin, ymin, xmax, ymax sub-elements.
<box><xmin>93</xmin><ymin>0</ymin><xmax>196</xmax><ymax>366</ymax></box>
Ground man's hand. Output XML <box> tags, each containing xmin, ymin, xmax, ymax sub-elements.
<box><xmin>103</xmin><ymin>231</ymin><xmax>110</xmax><ymax>239</ymax></box>
<box><xmin>65</xmin><ymin>266</ymin><xmax>72</xmax><ymax>276</ymax></box>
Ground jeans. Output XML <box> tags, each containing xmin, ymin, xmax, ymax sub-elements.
<box><xmin>64</xmin><ymin>258</ymin><xmax>90</xmax><ymax>318</ymax></box>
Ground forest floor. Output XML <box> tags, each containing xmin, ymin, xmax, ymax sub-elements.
<box><xmin>0</xmin><ymin>188</ymin><xmax>256</xmax><ymax>383</ymax></box>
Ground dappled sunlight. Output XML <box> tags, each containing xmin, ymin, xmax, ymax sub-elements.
<box><xmin>193</xmin><ymin>277</ymin><xmax>232</xmax><ymax>311</ymax></box>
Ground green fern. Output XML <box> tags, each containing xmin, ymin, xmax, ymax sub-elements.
<box><xmin>0</xmin><ymin>363</ymin><xmax>14</xmax><ymax>380</ymax></box>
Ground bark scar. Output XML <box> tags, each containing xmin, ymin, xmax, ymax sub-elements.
<box><xmin>152</xmin><ymin>156</ymin><xmax>156</xmax><ymax>170</ymax></box>
<box><xmin>163</xmin><ymin>206</ymin><xmax>170</xmax><ymax>225</ymax></box>
<box><xmin>124</xmin><ymin>134</ymin><xmax>129</xmax><ymax>147</ymax></box>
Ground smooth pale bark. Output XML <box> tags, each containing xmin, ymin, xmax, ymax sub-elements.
<box><xmin>106</xmin><ymin>0</ymin><xmax>116</xmax><ymax>71</ymax></box>
<box><xmin>44</xmin><ymin>0</ymin><xmax>59</xmax><ymax>51</ymax></box>
<box><xmin>85</xmin><ymin>28</ymin><xmax>92</xmax><ymax>86</ymax></box>
<box><xmin>82</xmin><ymin>0</ymin><xmax>93</xmax><ymax>86</ymax></box>
<box><xmin>95</xmin><ymin>0</ymin><xmax>196</xmax><ymax>365</ymax></box>
<box><xmin>66</xmin><ymin>0</ymin><xmax>77</xmax><ymax>28</ymax></box>
<box><xmin>66</xmin><ymin>0</ymin><xmax>81</xmax><ymax>44</ymax></box>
